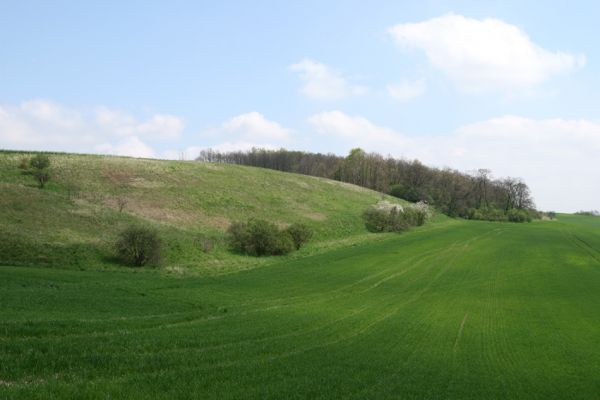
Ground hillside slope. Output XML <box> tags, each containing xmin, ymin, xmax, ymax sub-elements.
<box><xmin>0</xmin><ymin>151</ymin><xmax>418</xmax><ymax>274</ymax></box>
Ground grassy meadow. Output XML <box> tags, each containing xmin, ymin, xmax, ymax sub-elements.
<box><xmin>1</xmin><ymin>153</ymin><xmax>600</xmax><ymax>398</ymax></box>
<box><xmin>0</xmin><ymin>151</ymin><xmax>406</xmax><ymax>274</ymax></box>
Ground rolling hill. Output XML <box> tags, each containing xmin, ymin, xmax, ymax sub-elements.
<box><xmin>0</xmin><ymin>151</ymin><xmax>415</xmax><ymax>274</ymax></box>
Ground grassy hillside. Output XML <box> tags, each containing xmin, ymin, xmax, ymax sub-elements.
<box><xmin>0</xmin><ymin>151</ymin><xmax>412</xmax><ymax>274</ymax></box>
<box><xmin>1</xmin><ymin>215</ymin><xmax>600</xmax><ymax>398</ymax></box>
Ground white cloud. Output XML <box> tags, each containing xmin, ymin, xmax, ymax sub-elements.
<box><xmin>448</xmin><ymin>116</ymin><xmax>600</xmax><ymax>211</ymax></box>
<box><xmin>96</xmin><ymin>136</ymin><xmax>156</xmax><ymax>158</ymax></box>
<box><xmin>290</xmin><ymin>59</ymin><xmax>368</xmax><ymax>100</ymax></box>
<box><xmin>205</xmin><ymin>141</ymin><xmax>279</xmax><ymax>153</ymax></box>
<box><xmin>308</xmin><ymin>111</ymin><xmax>409</xmax><ymax>153</ymax></box>
<box><xmin>136</xmin><ymin>114</ymin><xmax>183</xmax><ymax>140</ymax></box>
<box><xmin>388</xmin><ymin>14</ymin><xmax>585</xmax><ymax>91</ymax></box>
<box><xmin>220</xmin><ymin>112</ymin><xmax>291</xmax><ymax>141</ymax></box>
<box><xmin>0</xmin><ymin>99</ymin><xmax>183</xmax><ymax>158</ymax></box>
<box><xmin>94</xmin><ymin>107</ymin><xmax>183</xmax><ymax>139</ymax></box>
<box><xmin>161</xmin><ymin>113</ymin><xmax>292</xmax><ymax>160</ymax></box>
<box><xmin>387</xmin><ymin>79</ymin><xmax>426</xmax><ymax>101</ymax></box>
<box><xmin>309</xmin><ymin>111</ymin><xmax>600</xmax><ymax>212</ymax></box>
<box><xmin>160</xmin><ymin>146</ymin><xmax>204</xmax><ymax>161</ymax></box>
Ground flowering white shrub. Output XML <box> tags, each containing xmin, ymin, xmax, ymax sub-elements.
<box><xmin>363</xmin><ymin>200</ymin><xmax>430</xmax><ymax>233</ymax></box>
<box><xmin>411</xmin><ymin>201</ymin><xmax>432</xmax><ymax>219</ymax></box>
<box><xmin>373</xmin><ymin>200</ymin><xmax>404</xmax><ymax>213</ymax></box>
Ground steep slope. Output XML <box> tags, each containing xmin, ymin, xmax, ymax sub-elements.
<box><xmin>0</xmin><ymin>151</ymin><xmax>414</xmax><ymax>274</ymax></box>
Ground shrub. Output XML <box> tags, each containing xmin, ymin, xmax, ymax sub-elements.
<box><xmin>402</xmin><ymin>207</ymin><xmax>427</xmax><ymax>227</ymax></box>
<box><xmin>363</xmin><ymin>207</ymin><xmax>392</xmax><ymax>232</ymax></box>
<box><xmin>32</xmin><ymin>169</ymin><xmax>50</xmax><ymax>188</ymax></box>
<box><xmin>285</xmin><ymin>223</ymin><xmax>313</xmax><ymax>250</ymax></box>
<box><xmin>29</xmin><ymin>154</ymin><xmax>51</xmax><ymax>188</ymax></box>
<box><xmin>18</xmin><ymin>157</ymin><xmax>30</xmax><ymax>170</ymax></box>
<box><xmin>228</xmin><ymin>219</ymin><xmax>295</xmax><ymax>256</ymax></box>
<box><xmin>466</xmin><ymin>206</ymin><xmax>535</xmax><ymax>223</ymax></box>
<box><xmin>30</xmin><ymin>154</ymin><xmax>50</xmax><ymax>170</ymax></box>
<box><xmin>228</xmin><ymin>221</ymin><xmax>252</xmax><ymax>253</ymax></box>
<box><xmin>115</xmin><ymin>226</ymin><xmax>162</xmax><ymax>266</ymax></box>
<box><xmin>363</xmin><ymin>201</ymin><xmax>429</xmax><ymax>233</ymax></box>
<box><xmin>507</xmin><ymin>209</ymin><xmax>532</xmax><ymax>223</ymax></box>
<box><xmin>467</xmin><ymin>206</ymin><xmax>507</xmax><ymax>222</ymax></box>
<box><xmin>116</xmin><ymin>196</ymin><xmax>128</xmax><ymax>212</ymax></box>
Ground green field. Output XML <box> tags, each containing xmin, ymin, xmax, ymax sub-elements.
<box><xmin>2</xmin><ymin>153</ymin><xmax>600</xmax><ymax>398</ymax></box>
<box><xmin>2</xmin><ymin>214</ymin><xmax>600</xmax><ymax>399</ymax></box>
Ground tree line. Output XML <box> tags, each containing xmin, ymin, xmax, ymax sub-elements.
<box><xmin>196</xmin><ymin>148</ymin><xmax>536</xmax><ymax>219</ymax></box>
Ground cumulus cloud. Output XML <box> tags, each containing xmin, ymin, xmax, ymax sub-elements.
<box><xmin>95</xmin><ymin>107</ymin><xmax>183</xmax><ymax>140</ymax></box>
<box><xmin>388</xmin><ymin>14</ymin><xmax>585</xmax><ymax>92</ymax></box>
<box><xmin>387</xmin><ymin>79</ymin><xmax>426</xmax><ymax>101</ymax></box>
<box><xmin>162</xmin><ymin>113</ymin><xmax>292</xmax><ymax>160</ymax></box>
<box><xmin>308</xmin><ymin>111</ymin><xmax>600</xmax><ymax>211</ymax></box>
<box><xmin>290</xmin><ymin>59</ymin><xmax>368</xmax><ymax>100</ymax></box>
<box><xmin>96</xmin><ymin>136</ymin><xmax>156</xmax><ymax>158</ymax></box>
<box><xmin>0</xmin><ymin>99</ymin><xmax>183</xmax><ymax>158</ymax></box>
<box><xmin>220</xmin><ymin>112</ymin><xmax>291</xmax><ymax>141</ymax></box>
<box><xmin>309</xmin><ymin>111</ymin><xmax>408</xmax><ymax>152</ymax></box>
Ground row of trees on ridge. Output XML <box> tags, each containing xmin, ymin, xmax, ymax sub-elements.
<box><xmin>197</xmin><ymin>148</ymin><xmax>536</xmax><ymax>220</ymax></box>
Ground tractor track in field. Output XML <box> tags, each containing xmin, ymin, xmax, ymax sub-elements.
<box><xmin>2</xmin><ymin>244</ymin><xmax>452</xmax><ymax>347</ymax></box>
<box><xmin>0</xmin><ymin>242</ymin><xmax>458</xmax><ymax>343</ymax></box>
<box><xmin>2</xmin><ymin>230</ymin><xmax>498</xmax><ymax>351</ymax></box>
<box><xmin>564</xmin><ymin>229</ymin><xmax>600</xmax><ymax>265</ymax></box>
<box><xmin>453</xmin><ymin>313</ymin><xmax>469</xmax><ymax>352</ymax></box>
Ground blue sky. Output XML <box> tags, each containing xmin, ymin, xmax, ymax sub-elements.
<box><xmin>1</xmin><ymin>1</ymin><xmax>599</xmax><ymax>211</ymax></box>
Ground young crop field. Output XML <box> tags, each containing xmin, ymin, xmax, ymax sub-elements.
<box><xmin>2</xmin><ymin>215</ymin><xmax>600</xmax><ymax>399</ymax></box>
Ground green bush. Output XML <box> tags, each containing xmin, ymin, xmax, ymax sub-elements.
<box><xmin>18</xmin><ymin>157</ymin><xmax>30</xmax><ymax>170</ymax></box>
<box><xmin>115</xmin><ymin>226</ymin><xmax>162</xmax><ymax>266</ymax></box>
<box><xmin>363</xmin><ymin>207</ymin><xmax>392</xmax><ymax>232</ymax></box>
<box><xmin>30</xmin><ymin>154</ymin><xmax>50</xmax><ymax>170</ymax></box>
<box><xmin>466</xmin><ymin>206</ymin><xmax>533</xmax><ymax>223</ymax></box>
<box><xmin>228</xmin><ymin>219</ymin><xmax>296</xmax><ymax>256</ymax></box>
<box><xmin>285</xmin><ymin>223</ymin><xmax>313</xmax><ymax>250</ymax></box>
<box><xmin>507</xmin><ymin>209</ymin><xmax>532</xmax><ymax>223</ymax></box>
<box><xmin>28</xmin><ymin>154</ymin><xmax>51</xmax><ymax>188</ymax></box>
<box><xmin>363</xmin><ymin>202</ymin><xmax>428</xmax><ymax>233</ymax></box>
<box><xmin>32</xmin><ymin>169</ymin><xmax>50</xmax><ymax>188</ymax></box>
<box><xmin>401</xmin><ymin>207</ymin><xmax>427</xmax><ymax>227</ymax></box>
<box><xmin>467</xmin><ymin>207</ymin><xmax>507</xmax><ymax>222</ymax></box>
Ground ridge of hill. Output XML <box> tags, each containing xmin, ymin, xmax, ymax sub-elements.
<box><xmin>0</xmin><ymin>151</ymin><xmax>437</xmax><ymax>274</ymax></box>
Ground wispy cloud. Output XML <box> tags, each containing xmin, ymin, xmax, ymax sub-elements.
<box><xmin>387</xmin><ymin>79</ymin><xmax>426</xmax><ymax>101</ymax></box>
<box><xmin>290</xmin><ymin>59</ymin><xmax>368</xmax><ymax>100</ymax></box>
